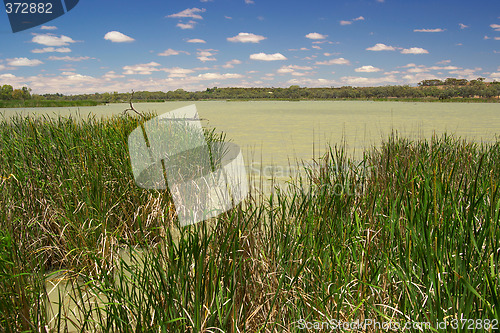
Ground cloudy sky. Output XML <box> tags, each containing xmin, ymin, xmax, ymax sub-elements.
<box><xmin>0</xmin><ymin>0</ymin><xmax>499</xmax><ymax>94</ymax></box>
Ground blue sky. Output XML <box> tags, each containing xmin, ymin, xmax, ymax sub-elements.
<box><xmin>0</xmin><ymin>0</ymin><xmax>499</xmax><ymax>94</ymax></box>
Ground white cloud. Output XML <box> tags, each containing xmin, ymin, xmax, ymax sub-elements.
<box><xmin>197</xmin><ymin>49</ymin><xmax>217</xmax><ymax>62</ymax></box>
<box><xmin>225</xmin><ymin>16</ymin><xmax>232</xmax><ymax>19</ymax></box>
<box><xmin>249</xmin><ymin>53</ymin><xmax>287</xmax><ymax>61</ymax></box>
<box><xmin>312</xmin><ymin>45</ymin><xmax>321</xmax><ymax>50</ymax></box>
<box><xmin>41</xmin><ymin>26</ymin><xmax>57</xmax><ymax>30</ymax></box>
<box><xmin>104</xmin><ymin>31</ymin><xmax>135</xmax><ymax>43</ymax></box>
<box><xmin>48</xmin><ymin>56</ymin><xmax>92</xmax><ymax>61</ymax></box>
<box><xmin>187</xmin><ymin>39</ymin><xmax>206</xmax><ymax>43</ymax></box>
<box><xmin>286</xmin><ymin>77</ymin><xmax>338</xmax><ymax>87</ymax></box>
<box><xmin>222</xmin><ymin>59</ymin><xmax>242</xmax><ymax>68</ymax></box>
<box><xmin>407</xmin><ymin>67</ymin><xmax>428</xmax><ymax>73</ymax></box>
<box><xmin>315</xmin><ymin>58</ymin><xmax>350</xmax><ymax>65</ymax></box>
<box><xmin>200</xmin><ymin>0</ymin><xmax>213</xmax><ymax>2</ymax></box>
<box><xmin>167</xmin><ymin>8</ymin><xmax>206</xmax><ymax>19</ymax></box>
<box><xmin>164</xmin><ymin>67</ymin><xmax>195</xmax><ymax>78</ymax></box>
<box><xmin>198</xmin><ymin>72</ymin><xmax>244</xmax><ymax>80</ymax></box>
<box><xmin>414</xmin><ymin>28</ymin><xmax>445</xmax><ymax>32</ymax></box>
<box><xmin>355</xmin><ymin>65</ymin><xmax>382</xmax><ymax>72</ymax></box>
<box><xmin>277</xmin><ymin>65</ymin><xmax>313</xmax><ymax>74</ymax></box>
<box><xmin>366</xmin><ymin>43</ymin><xmax>396</xmax><ymax>51</ymax></box>
<box><xmin>245</xmin><ymin>0</ymin><xmax>255</xmax><ymax>4</ymax></box>
<box><xmin>177</xmin><ymin>21</ymin><xmax>197</xmax><ymax>29</ymax></box>
<box><xmin>7</xmin><ymin>58</ymin><xmax>43</xmax><ymax>66</ymax></box>
<box><xmin>158</xmin><ymin>48</ymin><xmax>190</xmax><ymax>56</ymax></box>
<box><xmin>459</xmin><ymin>23</ymin><xmax>469</xmax><ymax>29</ymax></box>
<box><xmin>103</xmin><ymin>71</ymin><xmax>125</xmax><ymax>79</ymax></box>
<box><xmin>341</xmin><ymin>16</ymin><xmax>364</xmax><ymax>25</ymax></box>
<box><xmin>488</xmin><ymin>72</ymin><xmax>500</xmax><ymax>79</ymax></box>
<box><xmin>123</xmin><ymin>62</ymin><xmax>162</xmax><ymax>75</ymax></box>
<box><xmin>484</xmin><ymin>36</ymin><xmax>491</xmax><ymax>40</ymax></box>
<box><xmin>305</xmin><ymin>32</ymin><xmax>327</xmax><ymax>40</ymax></box>
<box><xmin>495</xmin><ymin>37</ymin><xmax>500</xmax><ymax>41</ymax></box>
<box><xmin>32</xmin><ymin>33</ymin><xmax>76</xmax><ymax>46</ymax></box>
<box><xmin>32</xmin><ymin>47</ymin><xmax>71</xmax><ymax>53</ymax></box>
<box><xmin>340</xmin><ymin>75</ymin><xmax>397</xmax><ymax>86</ymax></box>
<box><xmin>227</xmin><ymin>32</ymin><xmax>267</xmax><ymax>43</ymax></box>
<box><xmin>448</xmin><ymin>68</ymin><xmax>481</xmax><ymax>79</ymax></box>
<box><xmin>436</xmin><ymin>59</ymin><xmax>451</xmax><ymax>65</ymax></box>
<box><xmin>401</xmin><ymin>47</ymin><xmax>429</xmax><ymax>54</ymax></box>
<box><xmin>491</xmin><ymin>24</ymin><xmax>500</xmax><ymax>31</ymax></box>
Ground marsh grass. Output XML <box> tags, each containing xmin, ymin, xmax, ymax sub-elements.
<box><xmin>0</xmin><ymin>114</ymin><xmax>499</xmax><ymax>332</ymax></box>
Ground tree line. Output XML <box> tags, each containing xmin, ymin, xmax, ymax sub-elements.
<box><xmin>0</xmin><ymin>85</ymin><xmax>32</xmax><ymax>100</ymax></box>
<box><xmin>1</xmin><ymin>78</ymin><xmax>499</xmax><ymax>103</ymax></box>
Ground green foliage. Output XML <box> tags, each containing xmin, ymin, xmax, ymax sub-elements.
<box><xmin>2</xmin><ymin>78</ymin><xmax>499</xmax><ymax>106</ymax></box>
<box><xmin>0</xmin><ymin>113</ymin><xmax>499</xmax><ymax>331</ymax></box>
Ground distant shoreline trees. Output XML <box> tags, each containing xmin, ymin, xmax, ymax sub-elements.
<box><xmin>1</xmin><ymin>78</ymin><xmax>499</xmax><ymax>104</ymax></box>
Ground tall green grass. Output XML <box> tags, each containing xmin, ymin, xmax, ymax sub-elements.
<box><xmin>0</xmin><ymin>114</ymin><xmax>499</xmax><ymax>332</ymax></box>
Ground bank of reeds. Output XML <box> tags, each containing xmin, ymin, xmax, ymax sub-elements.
<box><xmin>0</xmin><ymin>114</ymin><xmax>499</xmax><ymax>332</ymax></box>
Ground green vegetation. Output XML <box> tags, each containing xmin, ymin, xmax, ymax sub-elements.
<box><xmin>1</xmin><ymin>78</ymin><xmax>499</xmax><ymax>108</ymax></box>
<box><xmin>0</xmin><ymin>114</ymin><xmax>499</xmax><ymax>331</ymax></box>
<box><xmin>0</xmin><ymin>99</ymin><xmax>102</xmax><ymax>108</ymax></box>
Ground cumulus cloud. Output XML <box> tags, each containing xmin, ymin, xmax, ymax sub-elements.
<box><xmin>123</xmin><ymin>62</ymin><xmax>162</xmax><ymax>75</ymax></box>
<box><xmin>32</xmin><ymin>33</ymin><xmax>76</xmax><ymax>46</ymax></box>
<box><xmin>315</xmin><ymin>58</ymin><xmax>350</xmax><ymax>65</ymax></box>
<box><xmin>104</xmin><ymin>31</ymin><xmax>135</xmax><ymax>43</ymax></box>
<box><xmin>355</xmin><ymin>65</ymin><xmax>381</xmax><ymax>72</ymax></box>
<box><xmin>187</xmin><ymin>39</ymin><xmax>206</xmax><ymax>43</ymax></box>
<box><xmin>158</xmin><ymin>48</ymin><xmax>190</xmax><ymax>56</ymax></box>
<box><xmin>167</xmin><ymin>8</ymin><xmax>206</xmax><ymax>19</ymax></box>
<box><xmin>400</xmin><ymin>47</ymin><xmax>429</xmax><ymax>54</ymax></box>
<box><xmin>222</xmin><ymin>59</ymin><xmax>242</xmax><ymax>68</ymax></box>
<box><xmin>366</xmin><ymin>43</ymin><xmax>396</xmax><ymax>51</ymax></box>
<box><xmin>103</xmin><ymin>71</ymin><xmax>125</xmax><ymax>79</ymax></box>
<box><xmin>7</xmin><ymin>58</ymin><xmax>43</xmax><ymax>66</ymax></box>
<box><xmin>491</xmin><ymin>24</ymin><xmax>500</xmax><ymax>31</ymax></box>
<box><xmin>32</xmin><ymin>47</ymin><xmax>71</xmax><ymax>53</ymax></box>
<box><xmin>340</xmin><ymin>16</ymin><xmax>364</xmax><ymax>25</ymax></box>
<box><xmin>459</xmin><ymin>23</ymin><xmax>469</xmax><ymax>29</ymax></box>
<box><xmin>48</xmin><ymin>56</ymin><xmax>92</xmax><ymax>61</ymax></box>
<box><xmin>177</xmin><ymin>21</ymin><xmax>197</xmax><ymax>29</ymax></box>
<box><xmin>197</xmin><ymin>73</ymin><xmax>244</xmax><ymax>80</ymax></box>
<box><xmin>414</xmin><ymin>28</ymin><xmax>445</xmax><ymax>32</ymax></box>
<box><xmin>305</xmin><ymin>32</ymin><xmax>327</xmax><ymax>40</ymax></box>
<box><xmin>227</xmin><ymin>32</ymin><xmax>267</xmax><ymax>43</ymax></box>
<box><xmin>40</xmin><ymin>25</ymin><xmax>57</xmax><ymax>30</ymax></box>
<box><xmin>448</xmin><ymin>68</ymin><xmax>481</xmax><ymax>79</ymax></box>
<box><xmin>277</xmin><ymin>65</ymin><xmax>313</xmax><ymax>74</ymax></box>
<box><xmin>340</xmin><ymin>75</ymin><xmax>397</xmax><ymax>86</ymax></box>
<box><xmin>164</xmin><ymin>67</ymin><xmax>195</xmax><ymax>78</ymax></box>
<box><xmin>197</xmin><ymin>49</ymin><xmax>217</xmax><ymax>62</ymax></box>
<box><xmin>249</xmin><ymin>53</ymin><xmax>287</xmax><ymax>61</ymax></box>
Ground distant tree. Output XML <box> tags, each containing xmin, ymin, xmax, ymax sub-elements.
<box><xmin>0</xmin><ymin>84</ymin><xmax>14</xmax><ymax>100</ymax></box>
<box><xmin>11</xmin><ymin>89</ymin><xmax>24</xmax><ymax>100</ymax></box>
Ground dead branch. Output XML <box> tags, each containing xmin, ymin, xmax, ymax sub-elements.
<box><xmin>122</xmin><ymin>90</ymin><xmax>146</xmax><ymax>118</ymax></box>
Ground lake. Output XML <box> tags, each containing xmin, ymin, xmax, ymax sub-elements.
<box><xmin>3</xmin><ymin>101</ymin><xmax>499</xmax><ymax>167</ymax></box>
